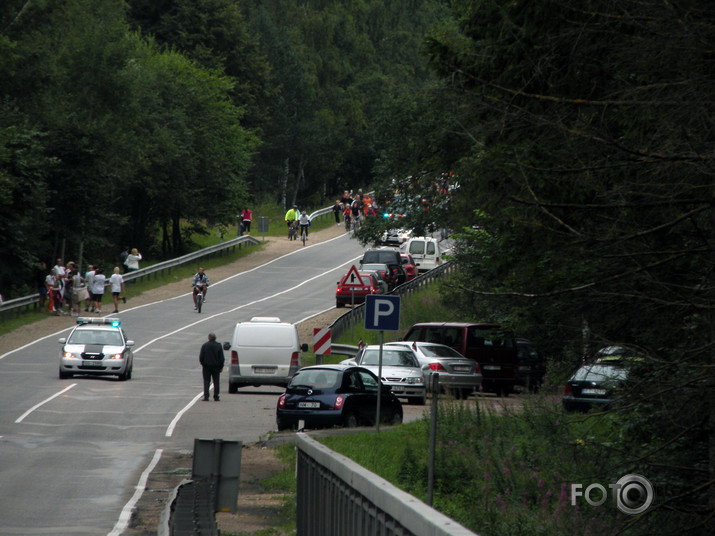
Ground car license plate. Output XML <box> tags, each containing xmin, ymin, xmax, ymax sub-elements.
<box><xmin>254</xmin><ymin>367</ymin><xmax>275</xmax><ymax>374</ymax></box>
<box><xmin>298</xmin><ymin>401</ymin><xmax>320</xmax><ymax>408</ymax></box>
<box><xmin>82</xmin><ymin>360</ymin><xmax>103</xmax><ymax>367</ymax></box>
<box><xmin>453</xmin><ymin>365</ymin><xmax>471</xmax><ymax>373</ymax></box>
<box><xmin>482</xmin><ymin>365</ymin><xmax>500</xmax><ymax>371</ymax></box>
<box><xmin>582</xmin><ymin>388</ymin><xmax>606</xmax><ymax>395</ymax></box>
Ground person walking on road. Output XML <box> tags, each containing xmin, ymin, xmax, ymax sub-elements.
<box><xmin>199</xmin><ymin>332</ymin><xmax>225</xmax><ymax>401</ymax></box>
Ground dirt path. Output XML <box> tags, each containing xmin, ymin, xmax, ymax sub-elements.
<box><xmin>2</xmin><ymin>223</ymin><xmax>355</xmax><ymax>536</ymax></box>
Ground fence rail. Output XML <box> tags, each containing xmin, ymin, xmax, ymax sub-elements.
<box><xmin>329</xmin><ymin>261</ymin><xmax>456</xmax><ymax>341</ymax></box>
<box><xmin>0</xmin><ymin>235</ymin><xmax>261</xmax><ymax>323</ymax></box>
<box><xmin>295</xmin><ymin>433</ymin><xmax>479</xmax><ymax>536</ymax></box>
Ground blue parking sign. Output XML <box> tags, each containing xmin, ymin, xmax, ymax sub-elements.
<box><xmin>364</xmin><ymin>295</ymin><xmax>401</xmax><ymax>331</ymax></box>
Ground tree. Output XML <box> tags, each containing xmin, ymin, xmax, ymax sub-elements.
<box><xmin>421</xmin><ymin>1</ymin><xmax>714</xmax><ymax>532</ymax></box>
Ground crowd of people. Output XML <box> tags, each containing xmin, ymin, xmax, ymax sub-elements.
<box><xmin>332</xmin><ymin>189</ymin><xmax>378</xmax><ymax>231</ymax></box>
<box><xmin>38</xmin><ymin>248</ymin><xmax>140</xmax><ymax>317</ymax></box>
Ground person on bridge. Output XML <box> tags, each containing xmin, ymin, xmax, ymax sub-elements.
<box><xmin>199</xmin><ymin>332</ymin><xmax>225</xmax><ymax>401</ymax></box>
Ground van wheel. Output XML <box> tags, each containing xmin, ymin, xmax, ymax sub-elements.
<box><xmin>228</xmin><ymin>382</ymin><xmax>238</xmax><ymax>394</ymax></box>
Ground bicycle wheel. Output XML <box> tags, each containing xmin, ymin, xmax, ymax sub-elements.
<box><xmin>301</xmin><ymin>227</ymin><xmax>307</xmax><ymax>246</ymax></box>
<box><xmin>196</xmin><ymin>293</ymin><xmax>203</xmax><ymax>313</ymax></box>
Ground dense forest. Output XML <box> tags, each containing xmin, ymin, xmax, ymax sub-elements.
<box><xmin>1</xmin><ymin>1</ymin><xmax>712</xmax><ymax>533</ymax></box>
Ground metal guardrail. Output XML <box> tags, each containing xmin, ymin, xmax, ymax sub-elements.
<box><xmin>295</xmin><ymin>433</ymin><xmax>479</xmax><ymax>536</ymax></box>
<box><xmin>329</xmin><ymin>261</ymin><xmax>456</xmax><ymax>342</ymax></box>
<box><xmin>0</xmin><ymin>235</ymin><xmax>262</xmax><ymax>322</ymax></box>
<box><xmin>0</xmin><ymin>205</ymin><xmax>343</xmax><ymax>323</ymax></box>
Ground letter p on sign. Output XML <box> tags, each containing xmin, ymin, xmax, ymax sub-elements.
<box><xmin>364</xmin><ymin>295</ymin><xmax>401</xmax><ymax>331</ymax></box>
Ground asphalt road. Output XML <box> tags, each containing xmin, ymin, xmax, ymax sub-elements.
<box><xmin>0</xmin><ymin>233</ymin><xmax>377</xmax><ymax>535</ymax></box>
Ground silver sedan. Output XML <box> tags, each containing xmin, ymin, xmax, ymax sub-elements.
<box><xmin>386</xmin><ymin>341</ymin><xmax>482</xmax><ymax>399</ymax></box>
<box><xmin>343</xmin><ymin>345</ymin><xmax>426</xmax><ymax>405</ymax></box>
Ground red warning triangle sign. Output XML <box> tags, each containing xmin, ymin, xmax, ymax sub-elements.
<box><xmin>341</xmin><ymin>265</ymin><xmax>364</xmax><ymax>287</ymax></box>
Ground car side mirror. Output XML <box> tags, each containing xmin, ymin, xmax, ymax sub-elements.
<box><xmin>223</xmin><ymin>342</ymin><xmax>231</xmax><ymax>351</ymax></box>
<box><xmin>126</xmin><ymin>340</ymin><xmax>135</xmax><ymax>347</ymax></box>
<box><xmin>301</xmin><ymin>343</ymin><xmax>309</xmax><ymax>352</ymax></box>
<box><xmin>58</xmin><ymin>338</ymin><xmax>67</xmax><ymax>344</ymax></box>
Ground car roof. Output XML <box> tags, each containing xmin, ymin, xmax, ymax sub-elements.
<box><xmin>408</xmin><ymin>322</ymin><xmax>503</xmax><ymax>328</ymax></box>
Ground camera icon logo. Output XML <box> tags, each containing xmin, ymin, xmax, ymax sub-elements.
<box><xmin>614</xmin><ymin>474</ymin><xmax>654</xmax><ymax>515</ymax></box>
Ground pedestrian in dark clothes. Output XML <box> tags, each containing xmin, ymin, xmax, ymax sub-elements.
<box><xmin>199</xmin><ymin>332</ymin><xmax>225</xmax><ymax>401</ymax></box>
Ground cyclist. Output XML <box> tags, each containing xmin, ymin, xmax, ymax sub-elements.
<box><xmin>285</xmin><ymin>205</ymin><xmax>299</xmax><ymax>240</ymax></box>
<box><xmin>298</xmin><ymin>210</ymin><xmax>311</xmax><ymax>242</ymax></box>
<box><xmin>343</xmin><ymin>204</ymin><xmax>352</xmax><ymax>231</ymax></box>
<box><xmin>192</xmin><ymin>267</ymin><xmax>210</xmax><ymax>309</ymax></box>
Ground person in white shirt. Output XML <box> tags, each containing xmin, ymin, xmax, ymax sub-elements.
<box><xmin>109</xmin><ymin>266</ymin><xmax>126</xmax><ymax>313</ymax></box>
<box><xmin>91</xmin><ymin>266</ymin><xmax>106</xmax><ymax>313</ymax></box>
<box><xmin>298</xmin><ymin>211</ymin><xmax>311</xmax><ymax>239</ymax></box>
<box><xmin>124</xmin><ymin>248</ymin><xmax>142</xmax><ymax>271</ymax></box>
<box><xmin>84</xmin><ymin>265</ymin><xmax>95</xmax><ymax>312</ymax></box>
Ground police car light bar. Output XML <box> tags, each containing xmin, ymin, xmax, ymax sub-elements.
<box><xmin>77</xmin><ymin>317</ymin><xmax>121</xmax><ymax>327</ymax></box>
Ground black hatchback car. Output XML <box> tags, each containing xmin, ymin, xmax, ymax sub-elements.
<box><xmin>276</xmin><ymin>365</ymin><xmax>403</xmax><ymax>431</ymax></box>
<box><xmin>360</xmin><ymin>248</ymin><xmax>407</xmax><ymax>286</ymax></box>
<box><xmin>562</xmin><ymin>362</ymin><xmax>629</xmax><ymax>412</ymax></box>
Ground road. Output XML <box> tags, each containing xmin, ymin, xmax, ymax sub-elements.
<box><xmin>0</xmin><ymin>232</ymin><xmax>377</xmax><ymax>535</ymax></box>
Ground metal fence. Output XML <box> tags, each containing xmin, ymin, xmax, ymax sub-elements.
<box><xmin>295</xmin><ymin>433</ymin><xmax>479</xmax><ymax>536</ymax></box>
<box><xmin>0</xmin><ymin>204</ymin><xmax>346</xmax><ymax>323</ymax></box>
<box><xmin>0</xmin><ymin>235</ymin><xmax>263</xmax><ymax>322</ymax></box>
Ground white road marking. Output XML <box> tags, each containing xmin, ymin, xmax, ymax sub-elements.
<box><xmin>15</xmin><ymin>383</ymin><xmax>76</xmax><ymax>423</ymax></box>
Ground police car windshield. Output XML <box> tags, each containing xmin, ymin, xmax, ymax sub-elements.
<box><xmin>69</xmin><ymin>330</ymin><xmax>122</xmax><ymax>346</ymax></box>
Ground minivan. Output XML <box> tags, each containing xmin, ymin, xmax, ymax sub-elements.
<box><xmin>224</xmin><ymin>317</ymin><xmax>308</xmax><ymax>392</ymax></box>
<box><xmin>401</xmin><ymin>322</ymin><xmax>518</xmax><ymax>395</ymax></box>
<box><xmin>405</xmin><ymin>237</ymin><xmax>441</xmax><ymax>273</ymax></box>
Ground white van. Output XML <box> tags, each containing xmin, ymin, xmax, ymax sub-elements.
<box><xmin>224</xmin><ymin>317</ymin><xmax>307</xmax><ymax>392</ymax></box>
<box><xmin>406</xmin><ymin>236</ymin><xmax>442</xmax><ymax>273</ymax></box>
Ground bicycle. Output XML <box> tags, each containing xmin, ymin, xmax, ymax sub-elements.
<box><xmin>344</xmin><ymin>215</ymin><xmax>351</xmax><ymax>232</ymax></box>
<box><xmin>300</xmin><ymin>224</ymin><xmax>309</xmax><ymax>246</ymax></box>
<box><xmin>288</xmin><ymin>221</ymin><xmax>298</xmax><ymax>241</ymax></box>
<box><xmin>193</xmin><ymin>284</ymin><xmax>207</xmax><ymax>313</ymax></box>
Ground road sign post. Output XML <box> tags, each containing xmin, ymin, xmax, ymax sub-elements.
<box><xmin>364</xmin><ymin>295</ymin><xmax>401</xmax><ymax>432</ymax></box>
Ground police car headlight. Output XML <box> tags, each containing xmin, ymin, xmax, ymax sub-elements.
<box><xmin>108</xmin><ymin>353</ymin><xmax>123</xmax><ymax>360</ymax></box>
<box><xmin>63</xmin><ymin>351</ymin><xmax>79</xmax><ymax>359</ymax></box>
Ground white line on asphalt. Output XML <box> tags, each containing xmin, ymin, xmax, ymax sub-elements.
<box><xmin>108</xmin><ymin>448</ymin><xmax>163</xmax><ymax>536</ymax></box>
<box><xmin>15</xmin><ymin>383</ymin><xmax>76</xmax><ymax>423</ymax></box>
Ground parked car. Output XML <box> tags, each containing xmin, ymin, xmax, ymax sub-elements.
<box><xmin>224</xmin><ymin>317</ymin><xmax>308</xmax><ymax>392</ymax></box>
<box><xmin>276</xmin><ymin>365</ymin><xmax>403</xmax><ymax>430</ymax></box>
<box><xmin>399</xmin><ymin>253</ymin><xmax>418</xmax><ymax>281</ymax></box>
<box><xmin>360</xmin><ymin>247</ymin><xmax>407</xmax><ymax>286</ymax></box>
<box><xmin>58</xmin><ymin>317</ymin><xmax>134</xmax><ymax>380</ymax></box>
<box><xmin>385</xmin><ymin>341</ymin><xmax>481</xmax><ymax>398</ymax></box>
<box><xmin>336</xmin><ymin>271</ymin><xmax>384</xmax><ymax>307</ymax></box>
<box><xmin>358</xmin><ymin>262</ymin><xmax>394</xmax><ymax>290</ymax></box>
<box><xmin>401</xmin><ymin>322</ymin><xmax>518</xmax><ymax>396</ymax></box>
<box><xmin>562</xmin><ymin>361</ymin><xmax>629</xmax><ymax>412</ymax></box>
<box><xmin>381</xmin><ymin>228</ymin><xmax>413</xmax><ymax>247</ymax></box>
<box><xmin>405</xmin><ymin>236</ymin><xmax>442</xmax><ymax>273</ymax></box>
<box><xmin>516</xmin><ymin>338</ymin><xmax>546</xmax><ymax>392</ymax></box>
<box><xmin>343</xmin><ymin>345</ymin><xmax>427</xmax><ymax>405</ymax></box>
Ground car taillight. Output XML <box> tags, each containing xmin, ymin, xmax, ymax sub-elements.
<box><xmin>278</xmin><ymin>394</ymin><xmax>286</xmax><ymax>409</ymax></box>
<box><xmin>231</xmin><ymin>350</ymin><xmax>239</xmax><ymax>365</ymax></box>
<box><xmin>475</xmin><ymin>363</ymin><xmax>481</xmax><ymax>373</ymax></box>
<box><xmin>334</xmin><ymin>395</ymin><xmax>344</xmax><ymax>409</ymax></box>
<box><xmin>336</xmin><ymin>287</ymin><xmax>343</xmax><ymax>294</ymax></box>
<box><xmin>371</xmin><ymin>287</ymin><xmax>377</xmax><ymax>293</ymax></box>
<box><xmin>290</xmin><ymin>352</ymin><xmax>300</xmax><ymax>368</ymax></box>
<box><xmin>564</xmin><ymin>384</ymin><xmax>573</xmax><ymax>396</ymax></box>
<box><xmin>429</xmin><ymin>362</ymin><xmax>447</xmax><ymax>372</ymax></box>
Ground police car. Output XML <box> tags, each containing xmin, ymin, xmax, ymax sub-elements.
<box><xmin>58</xmin><ymin>317</ymin><xmax>135</xmax><ymax>380</ymax></box>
